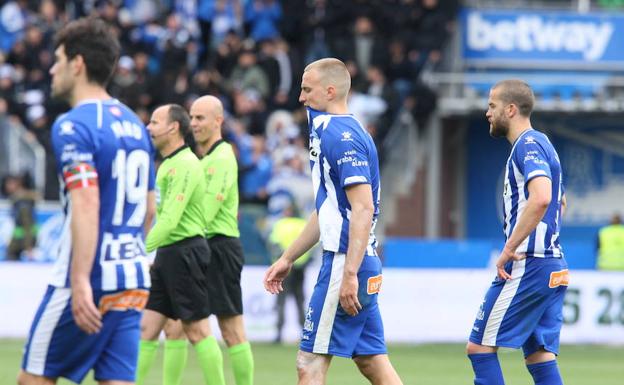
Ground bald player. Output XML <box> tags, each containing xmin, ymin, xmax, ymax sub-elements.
<box><xmin>136</xmin><ymin>104</ymin><xmax>225</xmax><ymax>385</ymax></box>
<box><xmin>264</xmin><ymin>58</ymin><xmax>403</xmax><ymax>385</ymax></box>
<box><xmin>190</xmin><ymin>95</ymin><xmax>254</xmax><ymax>385</ymax></box>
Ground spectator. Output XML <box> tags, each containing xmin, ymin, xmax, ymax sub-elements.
<box><xmin>266</xmin><ymin>145</ymin><xmax>314</xmax><ymax>224</ymax></box>
<box><xmin>0</xmin><ymin>0</ymin><xmax>29</xmax><ymax>54</ymax></box>
<box><xmin>214</xmin><ymin>29</ymin><xmax>243</xmax><ymax>78</ymax></box>
<box><xmin>240</xmin><ymin>134</ymin><xmax>272</xmax><ymax>203</ymax></box>
<box><xmin>244</xmin><ymin>0</ymin><xmax>282</xmax><ymax>43</ymax></box>
<box><xmin>268</xmin><ymin>200</ymin><xmax>312</xmax><ymax>344</ymax></box>
<box><xmin>596</xmin><ymin>213</ymin><xmax>624</xmax><ymax>270</ymax></box>
<box><xmin>227</xmin><ymin>42</ymin><xmax>270</xmax><ymax>100</ymax></box>
<box><xmin>197</xmin><ymin>0</ymin><xmax>243</xmax><ymax>53</ymax></box>
<box><xmin>338</xmin><ymin>15</ymin><xmax>387</xmax><ymax>76</ymax></box>
<box><xmin>3</xmin><ymin>173</ymin><xmax>38</xmax><ymax>261</ymax></box>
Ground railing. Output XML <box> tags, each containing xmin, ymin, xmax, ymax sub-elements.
<box><xmin>463</xmin><ymin>0</ymin><xmax>593</xmax><ymax>12</ymax></box>
<box><xmin>0</xmin><ymin>115</ymin><xmax>46</xmax><ymax>193</ymax></box>
<box><xmin>422</xmin><ymin>71</ymin><xmax>624</xmax><ymax>115</ymax></box>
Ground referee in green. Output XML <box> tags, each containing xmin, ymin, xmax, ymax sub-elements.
<box><xmin>190</xmin><ymin>95</ymin><xmax>255</xmax><ymax>385</ymax></box>
<box><xmin>137</xmin><ymin>103</ymin><xmax>226</xmax><ymax>385</ymax></box>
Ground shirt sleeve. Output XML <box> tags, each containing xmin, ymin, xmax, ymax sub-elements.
<box><xmin>51</xmin><ymin>118</ymin><xmax>99</xmax><ymax>191</ymax></box>
<box><xmin>323</xmin><ymin>128</ymin><xmax>371</xmax><ymax>188</ymax></box>
<box><xmin>145</xmin><ymin>164</ymin><xmax>199</xmax><ymax>251</ymax></box>
<box><xmin>202</xmin><ymin>154</ymin><xmax>235</xmax><ymax>224</ymax></box>
<box><xmin>513</xmin><ymin>136</ymin><xmax>552</xmax><ymax>183</ymax></box>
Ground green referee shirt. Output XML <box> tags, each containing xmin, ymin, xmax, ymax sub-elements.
<box><xmin>200</xmin><ymin>139</ymin><xmax>240</xmax><ymax>238</ymax></box>
<box><xmin>145</xmin><ymin>146</ymin><xmax>206</xmax><ymax>251</ymax></box>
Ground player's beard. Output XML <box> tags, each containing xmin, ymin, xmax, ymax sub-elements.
<box><xmin>489</xmin><ymin>115</ymin><xmax>509</xmax><ymax>138</ymax></box>
<box><xmin>50</xmin><ymin>74</ymin><xmax>73</xmax><ymax>103</ymax></box>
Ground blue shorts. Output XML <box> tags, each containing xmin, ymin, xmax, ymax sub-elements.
<box><xmin>469</xmin><ymin>257</ymin><xmax>569</xmax><ymax>357</ymax></box>
<box><xmin>22</xmin><ymin>285</ymin><xmax>148</xmax><ymax>383</ymax></box>
<box><xmin>300</xmin><ymin>251</ymin><xmax>387</xmax><ymax>358</ymax></box>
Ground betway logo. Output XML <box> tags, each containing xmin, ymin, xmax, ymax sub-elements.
<box><xmin>467</xmin><ymin>12</ymin><xmax>614</xmax><ymax>61</ymax></box>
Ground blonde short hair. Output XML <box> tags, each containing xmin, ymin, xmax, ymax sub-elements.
<box><xmin>304</xmin><ymin>58</ymin><xmax>351</xmax><ymax>100</ymax></box>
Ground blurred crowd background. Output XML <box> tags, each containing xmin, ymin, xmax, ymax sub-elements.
<box><xmin>0</xmin><ymin>0</ymin><xmax>456</xmax><ymax>205</ymax></box>
<box><xmin>1</xmin><ymin>0</ymin><xmax>623</xmax><ymax>270</ymax></box>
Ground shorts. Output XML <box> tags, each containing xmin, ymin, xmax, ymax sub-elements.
<box><xmin>300</xmin><ymin>251</ymin><xmax>387</xmax><ymax>358</ymax></box>
<box><xmin>22</xmin><ymin>285</ymin><xmax>148</xmax><ymax>383</ymax></box>
<box><xmin>469</xmin><ymin>257</ymin><xmax>569</xmax><ymax>357</ymax></box>
<box><xmin>146</xmin><ymin>236</ymin><xmax>211</xmax><ymax>321</ymax></box>
<box><xmin>206</xmin><ymin>235</ymin><xmax>244</xmax><ymax>315</ymax></box>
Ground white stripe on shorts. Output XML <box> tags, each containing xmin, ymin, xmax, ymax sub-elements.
<box><xmin>313</xmin><ymin>253</ymin><xmax>345</xmax><ymax>354</ymax></box>
<box><xmin>482</xmin><ymin>259</ymin><xmax>526</xmax><ymax>346</ymax></box>
<box><xmin>26</xmin><ymin>287</ymin><xmax>71</xmax><ymax>375</ymax></box>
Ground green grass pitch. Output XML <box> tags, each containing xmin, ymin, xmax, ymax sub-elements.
<box><xmin>1</xmin><ymin>340</ymin><xmax>622</xmax><ymax>384</ymax></box>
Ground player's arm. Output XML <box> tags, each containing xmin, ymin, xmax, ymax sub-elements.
<box><xmin>144</xmin><ymin>190</ymin><xmax>156</xmax><ymax>236</ymax></box>
<box><xmin>340</xmin><ymin>183</ymin><xmax>374</xmax><ymax>316</ymax></box>
<box><xmin>264</xmin><ymin>211</ymin><xmax>319</xmax><ymax>294</ymax></box>
<box><xmin>145</xmin><ymin>167</ymin><xmax>196</xmax><ymax>251</ymax></box>
<box><xmin>69</xmin><ymin>186</ymin><xmax>103</xmax><ymax>334</ymax></box>
<box><xmin>561</xmin><ymin>193</ymin><xmax>567</xmax><ymax>217</ymax></box>
<box><xmin>504</xmin><ymin>176</ymin><xmax>551</xmax><ymax>252</ymax></box>
<box><xmin>280</xmin><ymin>210</ymin><xmax>320</xmax><ymax>263</ymax></box>
<box><xmin>497</xmin><ymin>176</ymin><xmax>551</xmax><ymax>279</ymax></box>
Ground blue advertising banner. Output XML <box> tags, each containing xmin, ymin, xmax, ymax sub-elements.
<box><xmin>461</xmin><ymin>8</ymin><xmax>624</xmax><ymax>69</ymax></box>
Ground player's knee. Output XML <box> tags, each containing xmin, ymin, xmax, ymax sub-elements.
<box><xmin>16</xmin><ymin>371</ymin><xmax>27</xmax><ymax>385</ymax></box>
<box><xmin>296</xmin><ymin>351</ymin><xmax>319</xmax><ymax>380</ymax></box>
<box><xmin>218</xmin><ymin>317</ymin><xmax>246</xmax><ymax>346</ymax></box>
<box><xmin>182</xmin><ymin>319</ymin><xmax>211</xmax><ymax>344</ymax></box>
<box><xmin>525</xmin><ymin>349</ymin><xmax>556</xmax><ymax>365</ymax></box>
<box><xmin>354</xmin><ymin>356</ymin><xmax>376</xmax><ymax>379</ymax></box>
<box><xmin>164</xmin><ymin>320</ymin><xmax>185</xmax><ymax>340</ymax></box>
<box><xmin>221</xmin><ymin>328</ymin><xmax>245</xmax><ymax>347</ymax></box>
<box><xmin>466</xmin><ymin>341</ymin><xmax>494</xmax><ymax>355</ymax></box>
<box><xmin>17</xmin><ymin>371</ymin><xmax>54</xmax><ymax>385</ymax></box>
<box><xmin>140</xmin><ymin>321</ymin><xmax>157</xmax><ymax>341</ymax></box>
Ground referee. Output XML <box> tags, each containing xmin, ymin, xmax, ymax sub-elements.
<box><xmin>136</xmin><ymin>104</ymin><xmax>225</xmax><ymax>385</ymax></box>
<box><xmin>190</xmin><ymin>95</ymin><xmax>254</xmax><ymax>385</ymax></box>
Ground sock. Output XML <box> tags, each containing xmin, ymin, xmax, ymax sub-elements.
<box><xmin>468</xmin><ymin>353</ymin><xmax>505</xmax><ymax>385</ymax></box>
<box><xmin>228</xmin><ymin>342</ymin><xmax>254</xmax><ymax>385</ymax></box>
<box><xmin>527</xmin><ymin>360</ymin><xmax>563</xmax><ymax>385</ymax></box>
<box><xmin>163</xmin><ymin>339</ymin><xmax>188</xmax><ymax>385</ymax></box>
<box><xmin>136</xmin><ymin>340</ymin><xmax>159</xmax><ymax>385</ymax></box>
<box><xmin>194</xmin><ymin>336</ymin><xmax>225</xmax><ymax>385</ymax></box>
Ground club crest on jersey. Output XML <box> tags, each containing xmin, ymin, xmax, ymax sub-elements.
<box><xmin>109</xmin><ymin>106</ymin><xmax>122</xmax><ymax>117</ymax></box>
<box><xmin>59</xmin><ymin>121</ymin><xmax>75</xmax><ymax>135</ymax></box>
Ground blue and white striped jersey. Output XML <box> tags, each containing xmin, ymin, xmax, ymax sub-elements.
<box><xmin>50</xmin><ymin>99</ymin><xmax>155</xmax><ymax>291</ymax></box>
<box><xmin>306</xmin><ymin>107</ymin><xmax>380</xmax><ymax>255</ymax></box>
<box><xmin>502</xmin><ymin>128</ymin><xmax>564</xmax><ymax>258</ymax></box>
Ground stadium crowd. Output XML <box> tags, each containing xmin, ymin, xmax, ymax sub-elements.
<box><xmin>0</xmin><ymin>0</ymin><xmax>457</xmax><ymax>209</ymax></box>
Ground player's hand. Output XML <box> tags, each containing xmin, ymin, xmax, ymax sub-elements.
<box><xmin>71</xmin><ymin>280</ymin><xmax>102</xmax><ymax>334</ymax></box>
<box><xmin>339</xmin><ymin>273</ymin><xmax>362</xmax><ymax>316</ymax></box>
<box><xmin>495</xmin><ymin>246</ymin><xmax>526</xmax><ymax>281</ymax></box>
<box><xmin>264</xmin><ymin>257</ymin><xmax>293</xmax><ymax>294</ymax></box>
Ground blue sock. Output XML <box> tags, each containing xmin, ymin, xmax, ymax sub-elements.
<box><xmin>527</xmin><ymin>360</ymin><xmax>563</xmax><ymax>385</ymax></box>
<box><xmin>468</xmin><ymin>353</ymin><xmax>505</xmax><ymax>385</ymax></box>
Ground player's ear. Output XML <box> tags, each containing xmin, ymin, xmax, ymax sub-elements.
<box><xmin>171</xmin><ymin>120</ymin><xmax>180</xmax><ymax>135</ymax></box>
<box><xmin>326</xmin><ymin>85</ymin><xmax>336</xmax><ymax>101</ymax></box>
<box><xmin>71</xmin><ymin>54</ymin><xmax>86</xmax><ymax>76</ymax></box>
